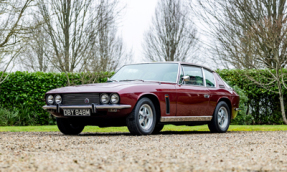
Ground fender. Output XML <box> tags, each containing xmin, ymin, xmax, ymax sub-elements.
<box><xmin>216</xmin><ymin>96</ymin><xmax>238</xmax><ymax>119</ymax></box>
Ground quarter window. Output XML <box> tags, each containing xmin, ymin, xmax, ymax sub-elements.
<box><xmin>182</xmin><ymin>66</ymin><xmax>204</xmax><ymax>86</ymax></box>
<box><xmin>204</xmin><ymin>69</ymin><xmax>215</xmax><ymax>87</ymax></box>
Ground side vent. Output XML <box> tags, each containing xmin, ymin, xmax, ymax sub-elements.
<box><xmin>165</xmin><ymin>94</ymin><xmax>170</xmax><ymax>114</ymax></box>
<box><xmin>219</xmin><ymin>84</ymin><xmax>225</xmax><ymax>88</ymax></box>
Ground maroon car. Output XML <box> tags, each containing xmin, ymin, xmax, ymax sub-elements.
<box><xmin>43</xmin><ymin>62</ymin><xmax>240</xmax><ymax>135</ymax></box>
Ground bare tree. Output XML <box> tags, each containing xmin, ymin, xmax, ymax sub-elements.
<box><xmin>0</xmin><ymin>0</ymin><xmax>34</xmax><ymax>83</ymax></box>
<box><xmin>86</xmin><ymin>1</ymin><xmax>131</xmax><ymax>72</ymax></box>
<box><xmin>198</xmin><ymin>0</ymin><xmax>287</xmax><ymax>124</ymax></box>
<box><xmin>143</xmin><ymin>0</ymin><xmax>198</xmax><ymax>62</ymax></box>
<box><xmin>19</xmin><ymin>18</ymin><xmax>51</xmax><ymax>72</ymax></box>
<box><xmin>36</xmin><ymin>0</ymin><xmax>122</xmax><ymax>73</ymax></box>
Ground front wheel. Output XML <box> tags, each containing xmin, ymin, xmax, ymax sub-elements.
<box><xmin>208</xmin><ymin>101</ymin><xmax>230</xmax><ymax>133</ymax></box>
<box><xmin>126</xmin><ymin>98</ymin><xmax>157</xmax><ymax>135</ymax></box>
<box><xmin>56</xmin><ymin>118</ymin><xmax>85</xmax><ymax>135</ymax></box>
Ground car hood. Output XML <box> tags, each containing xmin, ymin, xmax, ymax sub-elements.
<box><xmin>46</xmin><ymin>81</ymin><xmax>162</xmax><ymax>94</ymax></box>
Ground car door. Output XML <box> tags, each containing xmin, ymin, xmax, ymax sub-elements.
<box><xmin>176</xmin><ymin>65</ymin><xmax>211</xmax><ymax>116</ymax></box>
<box><xmin>202</xmin><ymin>68</ymin><xmax>218</xmax><ymax>116</ymax></box>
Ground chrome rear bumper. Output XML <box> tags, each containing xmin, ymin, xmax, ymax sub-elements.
<box><xmin>43</xmin><ymin>104</ymin><xmax>132</xmax><ymax>113</ymax></box>
<box><xmin>234</xmin><ymin>108</ymin><xmax>241</xmax><ymax>111</ymax></box>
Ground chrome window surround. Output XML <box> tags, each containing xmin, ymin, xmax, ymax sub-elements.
<box><xmin>110</xmin><ymin>62</ymin><xmax>218</xmax><ymax>88</ymax></box>
<box><xmin>179</xmin><ymin>65</ymin><xmax>205</xmax><ymax>87</ymax></box>
<box><xmin>202</xmin><ymin>68</ymin><xmax>216</xmax><ymax>88</ymax></box>
<box><xmin>178</xmin><ymin>65</ymin><xmax>217</xmax><ymax>88</ymax></box>
<box><xmin>202</xmin><ymin>67</ymin><xmax>206</xmax><ymax>87</ymax></box>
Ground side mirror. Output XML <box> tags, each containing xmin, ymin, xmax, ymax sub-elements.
<box><xmin>182</xmin><ymin>76</ymin><xmax>190</xmax><ymax>82</ymax></box>
<box><xmin>180</xmin><ymin>76</ymin><xmax>190</xmax><ymax>85</ymax></box>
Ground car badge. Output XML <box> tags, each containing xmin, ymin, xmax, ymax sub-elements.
<box><xmin>84</xmin><ymin>98</ymin><xmax>89</xmax><ymax>104</ymax></box>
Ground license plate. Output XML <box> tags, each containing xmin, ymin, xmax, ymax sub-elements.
<box><xmin>63</xmin><ymin>109</ymin><xmax>91</xmax><ymax>116</ymax></box>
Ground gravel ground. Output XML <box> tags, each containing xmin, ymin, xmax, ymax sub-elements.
<box><xmin>0</xmin><ymin>131</ymin><xmax>286</xmax><ymax>172</ymax></box>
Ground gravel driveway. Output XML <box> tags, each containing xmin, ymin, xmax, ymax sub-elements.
<box><xmin>0</xmin><ymin>131</ymin><xmax>286</xmax><ymax>172</ymax></box>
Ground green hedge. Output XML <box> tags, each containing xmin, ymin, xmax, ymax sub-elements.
<box><xmin>217</xmin><ymin>69</ymin><xmax>286</xmax><ymax>124</ymax></box>
<box><xmin>0</xmin><ymin>69</ymin><xmax>286</xmax><ymax>125</ymax></box>
<box><xmin>0</xmin><ymin>71</ymin><xmax>113</xmax><ymax>125</ymax></box>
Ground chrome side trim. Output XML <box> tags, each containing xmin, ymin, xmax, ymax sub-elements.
<box><xmin>160</xmin><ymin>116</ymin><xmax>213</xmax><ymax>122</ymax></box>
<box><xmin>42</xmin><ymin>104</ymin><xmax>132</xmax><ymax>110</ymax></box>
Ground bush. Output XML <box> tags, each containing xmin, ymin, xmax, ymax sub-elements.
<box><xmin>217</xmin><ymin>69</ymin><xmax>287</xmax><ymax>124</ymax></box>
<box><xmin>226</xmin><ymin>82</ymin><xmax>253</xmax><ymax>125</ymax></box>
<box><xmin>0</xmin><ymin>106</ymin><xmax>38</xmax><ymax>126</ymax></box>
<box><xmin>0</xmin><ymin>71</ymin><xmax>113</xmax><ymax>126</ymax></box>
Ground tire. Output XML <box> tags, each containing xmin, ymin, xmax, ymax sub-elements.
<box><xmin>126</xmin><ymin>97</ymin><xmax>157</xmax><ymax>135</ymax></box>
<box><xmin>208</xmin><ymin>101</ymin><xmax>230</xmax><ymax>133</ymax></box>
<box><xmin>56</xmin><ymin>118</ymin><xmax>85</xmax><ymax>135</ymax></box>
<box><xmin>152</xmin><ymin>124</ymin><xmax>164</xmax><ymax>134</ymax></box>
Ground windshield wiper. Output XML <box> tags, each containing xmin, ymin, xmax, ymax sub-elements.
<box><xmin>119</xmin><ymin>79</ymin><xmax>145</xmax><ymax>82</ymax></box>
<box><xmin>107</xmin><ymin>79</ymin><xmax>118</xmax><ymax>82</ymax></box>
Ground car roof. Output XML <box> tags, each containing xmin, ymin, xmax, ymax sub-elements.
<box><xmin>126</xmin><ymin>62</ymin><xmax>215</xmax><ymax>72</ymax></box>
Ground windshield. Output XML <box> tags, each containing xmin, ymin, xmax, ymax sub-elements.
<box><xmin>110</xmin><ymin>63</ymin><xmax>179</xmax><ymax>83</ymax></box>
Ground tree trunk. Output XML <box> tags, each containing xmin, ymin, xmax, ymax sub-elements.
<box><xmin>278</xmin><ymin>87</ymin><xmax>287</xmax><ymax>124</ymax></box>
<box><xmin>65</xmin><ymin>73</ymin><xmax>70</xmax><ymax>86</ymax></box>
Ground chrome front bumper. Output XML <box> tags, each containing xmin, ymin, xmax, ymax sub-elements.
<box><xmin>43</xmin><ymin>104</ymin><xmax>132</xmax><ymax>113</ymax></box>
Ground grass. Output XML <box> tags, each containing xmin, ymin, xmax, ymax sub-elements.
<box><xmin>0</xmin><ymin>125</ymin><xmax>287</xmax><ymax>133</ymax></box>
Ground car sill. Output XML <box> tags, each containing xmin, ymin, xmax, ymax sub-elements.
<box><xmin>160</xmin><ymin>116</ymin><xmax>213</xmax><ymax>122</ymax></box>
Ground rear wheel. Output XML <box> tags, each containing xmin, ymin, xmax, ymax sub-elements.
<box><xmin>126</xmin><ymin>98</ymin><xmax>157</xmax><ymax>135</ymax></box>
<box><xmin>56</xmin><ymin>118</ymin><xmax>85</xmax><ymax>135</ymax></box>
<box><xmin>208</xmin><ymin>101</ymin><xmax>230</xmax><ymax>133</ymax></box>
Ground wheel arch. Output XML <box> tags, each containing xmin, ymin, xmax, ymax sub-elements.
<box><xmin>217</xmin><ymin>97</ymin><xmax>233</xmax><ymax>119</ymax></box>
<box><xmin>137</xmin><ymin>93</ymin><xmax>161</xmax><ymax>124</ymax></box>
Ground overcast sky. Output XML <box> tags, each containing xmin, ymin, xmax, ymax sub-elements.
<box><xmin>119</xmin><ymin>0</ymin><xmax>158</xmax><ymax>63</ymax></box>
<box><xmin>118</xmin><ymin>0</ymin><xmax>211</xmax><ymax>68</ymax></box>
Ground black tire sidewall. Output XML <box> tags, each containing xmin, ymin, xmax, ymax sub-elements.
<box><xmin>152</xmin><ymin>124</ymin><xmax>164</xmax><ymax>134</ymax></box>
<box><xmin>56</xmin><ymin>118</ymin><xmax>84</xmax><ymax>135</ymax></box>
<box><xmin>213</xmin><ymin>101</ymin><xmax>230</xmax><ymax>132</ymax></box>
<box><xmin>134</xmin><ymin>98</ymin><xmax>157</xmax><ymax>134</ymax></box>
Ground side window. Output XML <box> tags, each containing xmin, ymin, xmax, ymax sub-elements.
<box><xmin>204</xmin><ymin>69</ymin><xmax>216</xmax><ymax>87</ymax></box>
<box><xmin>182</xmin><ymin>65</ymin><xmax>204</xmax><ymax>86</ymax></box>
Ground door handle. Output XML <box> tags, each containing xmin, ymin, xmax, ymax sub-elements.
<box><xmin>204</xmin><ymin>94</ymin><xmax>210</xmax><ymax>98</ymax></box>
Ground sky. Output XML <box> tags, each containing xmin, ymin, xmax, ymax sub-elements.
<box><xmin>119</xmin><ymin>0</ymin><xmax>211</xmax><ymax>68</ymax></box>
<box><xmin>119</xmin><ymin>0</ymin><xmax>158</xmax><ymax>63</ymax></box>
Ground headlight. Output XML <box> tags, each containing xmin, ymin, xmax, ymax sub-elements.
<box><xmin>101</xmin><ymin>94</ymin><xmax>110</xmax><ymax>104</ymax></box>
<box><xmin>47</xmin><ymin>95</ymin><xmax>54</xmax><ymax>105</ymax></box>
<box><xmin>110</xmin><ymin>94</ymin><xmax>119</xmax><ymax>104</ymax></box>
<box><xmin>55</xmin><ymin>95</ymin><xmax>62</xmax><ymax>104</ymax></box>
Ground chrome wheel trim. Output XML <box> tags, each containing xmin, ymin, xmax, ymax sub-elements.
<box><xmin>138</xmin><ymin>104</ymin><xmax>153</xmax><ymax>130</ymax></box>
<box><xmin>218</xmin><ymin>106</ymin><xmax>228</xmax><ymax>129</ymax></box>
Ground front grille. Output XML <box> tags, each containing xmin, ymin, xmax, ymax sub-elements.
<box><xmin>62</xmin><ymin>93</ymin><xmax>100</xmax><ymax>105</ymax></box>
